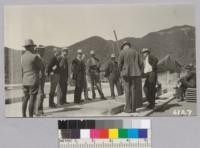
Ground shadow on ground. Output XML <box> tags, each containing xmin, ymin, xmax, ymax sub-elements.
<box><xmin>155</xmin><ymin>103</ymin><xmax>181</xmax><ymax>112</ymax></box>
<box><xmin>45</xmin><ymin>107</ymin><xmax>82</xmax><ymax>115</ymax></box>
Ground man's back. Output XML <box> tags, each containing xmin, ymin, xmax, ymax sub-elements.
<box><xmin>119</xmin><ymin>48</ymin><xmax>142</xmax><ymax>77</ymax></box>
<box><xmin>21</xmin><ymin>50</ymin><xmax>41</xmax><ymax>86</ymax></box>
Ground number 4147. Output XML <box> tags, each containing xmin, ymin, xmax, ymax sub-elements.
<box><xmin>172</xmin><ymin>109</ymin><xmax>192</xmax><ymax>116</ymax></box>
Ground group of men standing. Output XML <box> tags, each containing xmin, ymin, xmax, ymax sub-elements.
<box><xmin>21</xmin><ymin>39</ymin><xmax>69</xmax><ymax>117</ymax></box>
<box><xmin>72</xmin><ymin>49</ymin><xmax>107</xmax><ymax>104</ymax></box>
<box><xmin>118</xmin><ymin>41</ymin><xmax>158</xmax><ymax>113</ymax></box>
<box><xmin>21</xmin><ymin>39</ymin><xmax>108</xmax><ymax>117</ymax></box>
<box><xmin>21</xmin><ymin>38</ymin><xmax>159</xmax><ymax>117</ymax></box>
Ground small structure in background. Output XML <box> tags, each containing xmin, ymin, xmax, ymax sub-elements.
<box><xmin>157</xmin><ymin>54</ymin><xmax>182</xmax><ymax>92</ymax></box>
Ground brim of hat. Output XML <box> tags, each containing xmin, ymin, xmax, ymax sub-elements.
<box><xmin>120</xmin><ymin>43</ymin><xmax>131</xmax><ymax>49</ymax></box>
<box><xmin>142</xmin><ymin>50</ymin><xmax>150</xmax><ymax>53</ymax></box>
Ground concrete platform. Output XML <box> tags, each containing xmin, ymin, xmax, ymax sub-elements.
<box><xmin>5</xmin><ymin>82</ymin><xmax>176</xmax><ymax>117</ymax></box>
<box><xmin>116</xmin><ymin>92</ymin><xmax>175</xmax><ymax>116</ymax></box>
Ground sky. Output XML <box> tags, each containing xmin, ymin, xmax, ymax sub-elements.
<box><xmin>4</xmin><ymin>4</ymin><xmax>195</xmax><ymax>50</ymax></box>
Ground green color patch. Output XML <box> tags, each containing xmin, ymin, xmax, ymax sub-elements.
<box><xmin>118</xmin><ymin>128</ymin><xmax>128</xmax><ymax>138</ymax></box>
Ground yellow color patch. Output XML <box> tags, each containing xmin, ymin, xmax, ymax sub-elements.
<box><xmin>109</xmin><ymin>129</ymin><xmax>118</xmax><ymax>139</ymax></box>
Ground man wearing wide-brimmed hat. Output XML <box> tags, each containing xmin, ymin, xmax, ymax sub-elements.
<box><xmin>105</xmin><ymin>53</ymin><xmax>123</xmax><ymax>99</ymax></box>
<box><xmin>142</xmin><ymin>48</ymin><xmax>158</xmax><ymax>109</ymax></box>
<box><xmin>21</xmin><ymin>39</ymin><xmax>44</xmax><ymax>117</ymax></box>
<box><xmin>119</xmin><ymin>41</ymin><xmax>143</xmax><ymax>113</ymax></box>
<box><xmin>34</xmin><ymin>45</ymin><xmax>46</xmax><ymax>116</ymax></box>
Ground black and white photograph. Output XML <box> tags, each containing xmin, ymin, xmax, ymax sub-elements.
<box><xmin>4</xmin><ymin>4</ymin><xmax>196</xmax><ymax>117</ymax></box>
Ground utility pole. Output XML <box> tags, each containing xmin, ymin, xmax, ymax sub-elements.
<box><xmin>111</xmin><ymin>42</ymin><xmax>115</xmax><ymax>53</ymax></box>
<box><xmin>113</xmin><ymin>30</ymin><xmax>120</xmax><ymax>54</ymax></box>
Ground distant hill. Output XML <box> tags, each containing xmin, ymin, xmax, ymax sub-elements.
<box><xmin>4</xmin><ymin>25</ymin><xmax>195</xmax><ymax>84</ymax></box>
<box><xmin>118</xmin><ymin>25</ymin><xmax>195</xmax><ymax>65</ymax></box>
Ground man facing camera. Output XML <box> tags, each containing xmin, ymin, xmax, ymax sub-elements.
<box><xmin>105</xmin><ymin>53</ymin><xmax>123</xmax><ymax>99</ymax></box>
<box><xmin>71</xmin><ymin>49</ymin><xmax>85</xmax><ymax>104</ymax></box>
<box><xmin>57</xmin><ymin>47</ymin><xmax>69</xmax><ymax>106</ymax></box>
<box><xmin>142</xmin><ymin>48</ymin><xmax>158</xmax><ymax>109</ymax></box>
<box><xmin>47</xmin><ymin>48</ymin><xmax>62</xmax><ymax>108</ymax></box>
<box><xmin>86</xmin><ymin>50</ymin><xmax>106</xmax><ymax>100</ymax></box>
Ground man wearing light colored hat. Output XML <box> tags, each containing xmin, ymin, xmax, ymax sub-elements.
<box><xmin>142</xmin><ymin>47</ymin><xmax>158</xmax><ymax>109</ymax></box>
<box><xmin>21</xmin><ymin>39</ymin><xmax>44</xmax><ymax>117</ymax></box>
<box><xmin>86</xmin><ymin>49</ymin><xmax>106</xmax><ymax>100</ymax></box>
<box><xmin>71</xmin><ymin>49</ymin><xmax>86</xmax><ymax>103</ymax></box>
<box><xmin>120</xmin><ymin>41</ymin><xmax>131</xmax><ymax>50</ymax></box>
<box><xmin>105</xmin><ymin>53</ymin><xmax>123</xmax><ymax>99</ymax></box>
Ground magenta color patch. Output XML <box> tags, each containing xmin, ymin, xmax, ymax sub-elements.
<box><xmin>90</xmin><ymin>129</ymin><xmax>99</xmax><ymax>138</ymax></box>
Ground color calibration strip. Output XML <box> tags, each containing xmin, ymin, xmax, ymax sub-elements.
<box><xmin>60</xmin><ymin>128</ymin><xmax>148</xmax><ymax>139</ymax></box>
<box><xmin>58</xmin><ymin>120</ymin><xmax>151</xmax><ymax>148</ymax></box>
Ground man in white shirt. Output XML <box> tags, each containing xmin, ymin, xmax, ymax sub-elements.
<box><xmin>142</xmin><ymin>48</ymin><xmax>158</xmax><ymax>109</ymax></box>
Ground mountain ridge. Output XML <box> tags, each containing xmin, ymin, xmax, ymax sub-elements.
<box><xmin>5</xmin><ymin>25</ymin><xmax>195</xmax><ymax>84</ymax></box>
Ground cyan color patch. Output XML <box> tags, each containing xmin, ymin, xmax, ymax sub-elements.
<box><xmin>128</xmin><ymin>129</ymin><xmax>139</xmax><ymax>138</ymax></box>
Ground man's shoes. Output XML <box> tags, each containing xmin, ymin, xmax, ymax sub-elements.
<box><xmin>63</xmin><ymin>101</ymin><xmax>70</xmax><ymax>104</ymax></box>
<box><xmin>38</xmin><ymin>110</ymin><xmax>44</xmax><ymax>115</ymax></box>
<box><xmin>178</xmin><ymin>99</ymin><xmax>184</xmax><ymax>102</ymax></box>
<box><xmin>49</xmin><ymin>103</ymin><xmax>57</xmax><ymax>108</ymax></box>
<box><xmin>101</xmin><ymin>97</ymin><xmax>107</xmax><ymax>100</ymax></box>
<box><xmin>123</xmin><ymin>110</ymin><xmax>132</xmax><ymax>113</ymax></box>
<box><xmin>85</xmin><ymin>98</ymin><xmax>92</xmax><ymax>101</ymax></box>
<box><xmin>74</xmin><ymin>99</ymin><xmax>84</xmax><ymax>104</ymax></box>
<box><xmin>146</xmin><ymin>104</ymin><xmax>155</xmax><ymax>109</ymax></box>
<box><xmin>57</xmin><ymin>104</ymin><xmax>63</xmax><ymax>107</ymax></box>
<box><xmin>111</xmin><ymin>96</ymin><xmax>115</xmax><ymax>99</ymax></box>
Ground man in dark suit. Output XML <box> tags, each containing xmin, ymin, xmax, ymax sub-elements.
<box><xmin>35</xmin><ymin>45</ymin><xmax>46</xmax><ymax>116</ymax></box>
<box><xmin>105</xmin><ymin>53</ymin><xmax>123</xmax><ymax>99</ymax></box>
<box><xmin>119</xmin><ymin>41</ymin><xmax>143</xmax><ymax>113</ymax></box>
<box><xmin>142</xmin><ymin>48</ymin><xmax>158</xmax><ymax>109</ymax></box>
<box><xmin>21</xmin><ymin>39</ymin><xmax>43</xmax><ymax>117</ymax></box>
<box><xmin>47</xmin><ymin>48</ymin><xmax>62</xmax><ymax>108</ymax></box>
<box><xmin>86</xmin><ymin>50</ymin><xmax>106</xmax><ymax>100</ymax></box>
<box><xmin>71</xmin><ymin>49</ymin><xmax>85</xmax><ymax>104</ymax></box>
<box><xmin>57</xmin><ymin>47</ymin><xmax>69</xmax><ymax>105</ymax></box>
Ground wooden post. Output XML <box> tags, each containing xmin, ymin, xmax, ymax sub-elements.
<box><xmin>113</xmin><ymin>30</ymin><xmax>120</xmax><ymax>54</ymax></box>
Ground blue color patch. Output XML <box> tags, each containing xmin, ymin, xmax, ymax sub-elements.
<box><xmin>138</xmin><ymin>129</ymin><xmax>147</xmax><ymax>138</ymax></box>
<box><xmin>128</xmin><ymin>129</ymin><xmax>139</xmax><ymax>138</ymax></box>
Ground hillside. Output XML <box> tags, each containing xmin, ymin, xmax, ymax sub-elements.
<box><xmin>4</xmin><ymin>25</ymin><xmax>195</xmax><ymax>84</ymax></box>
